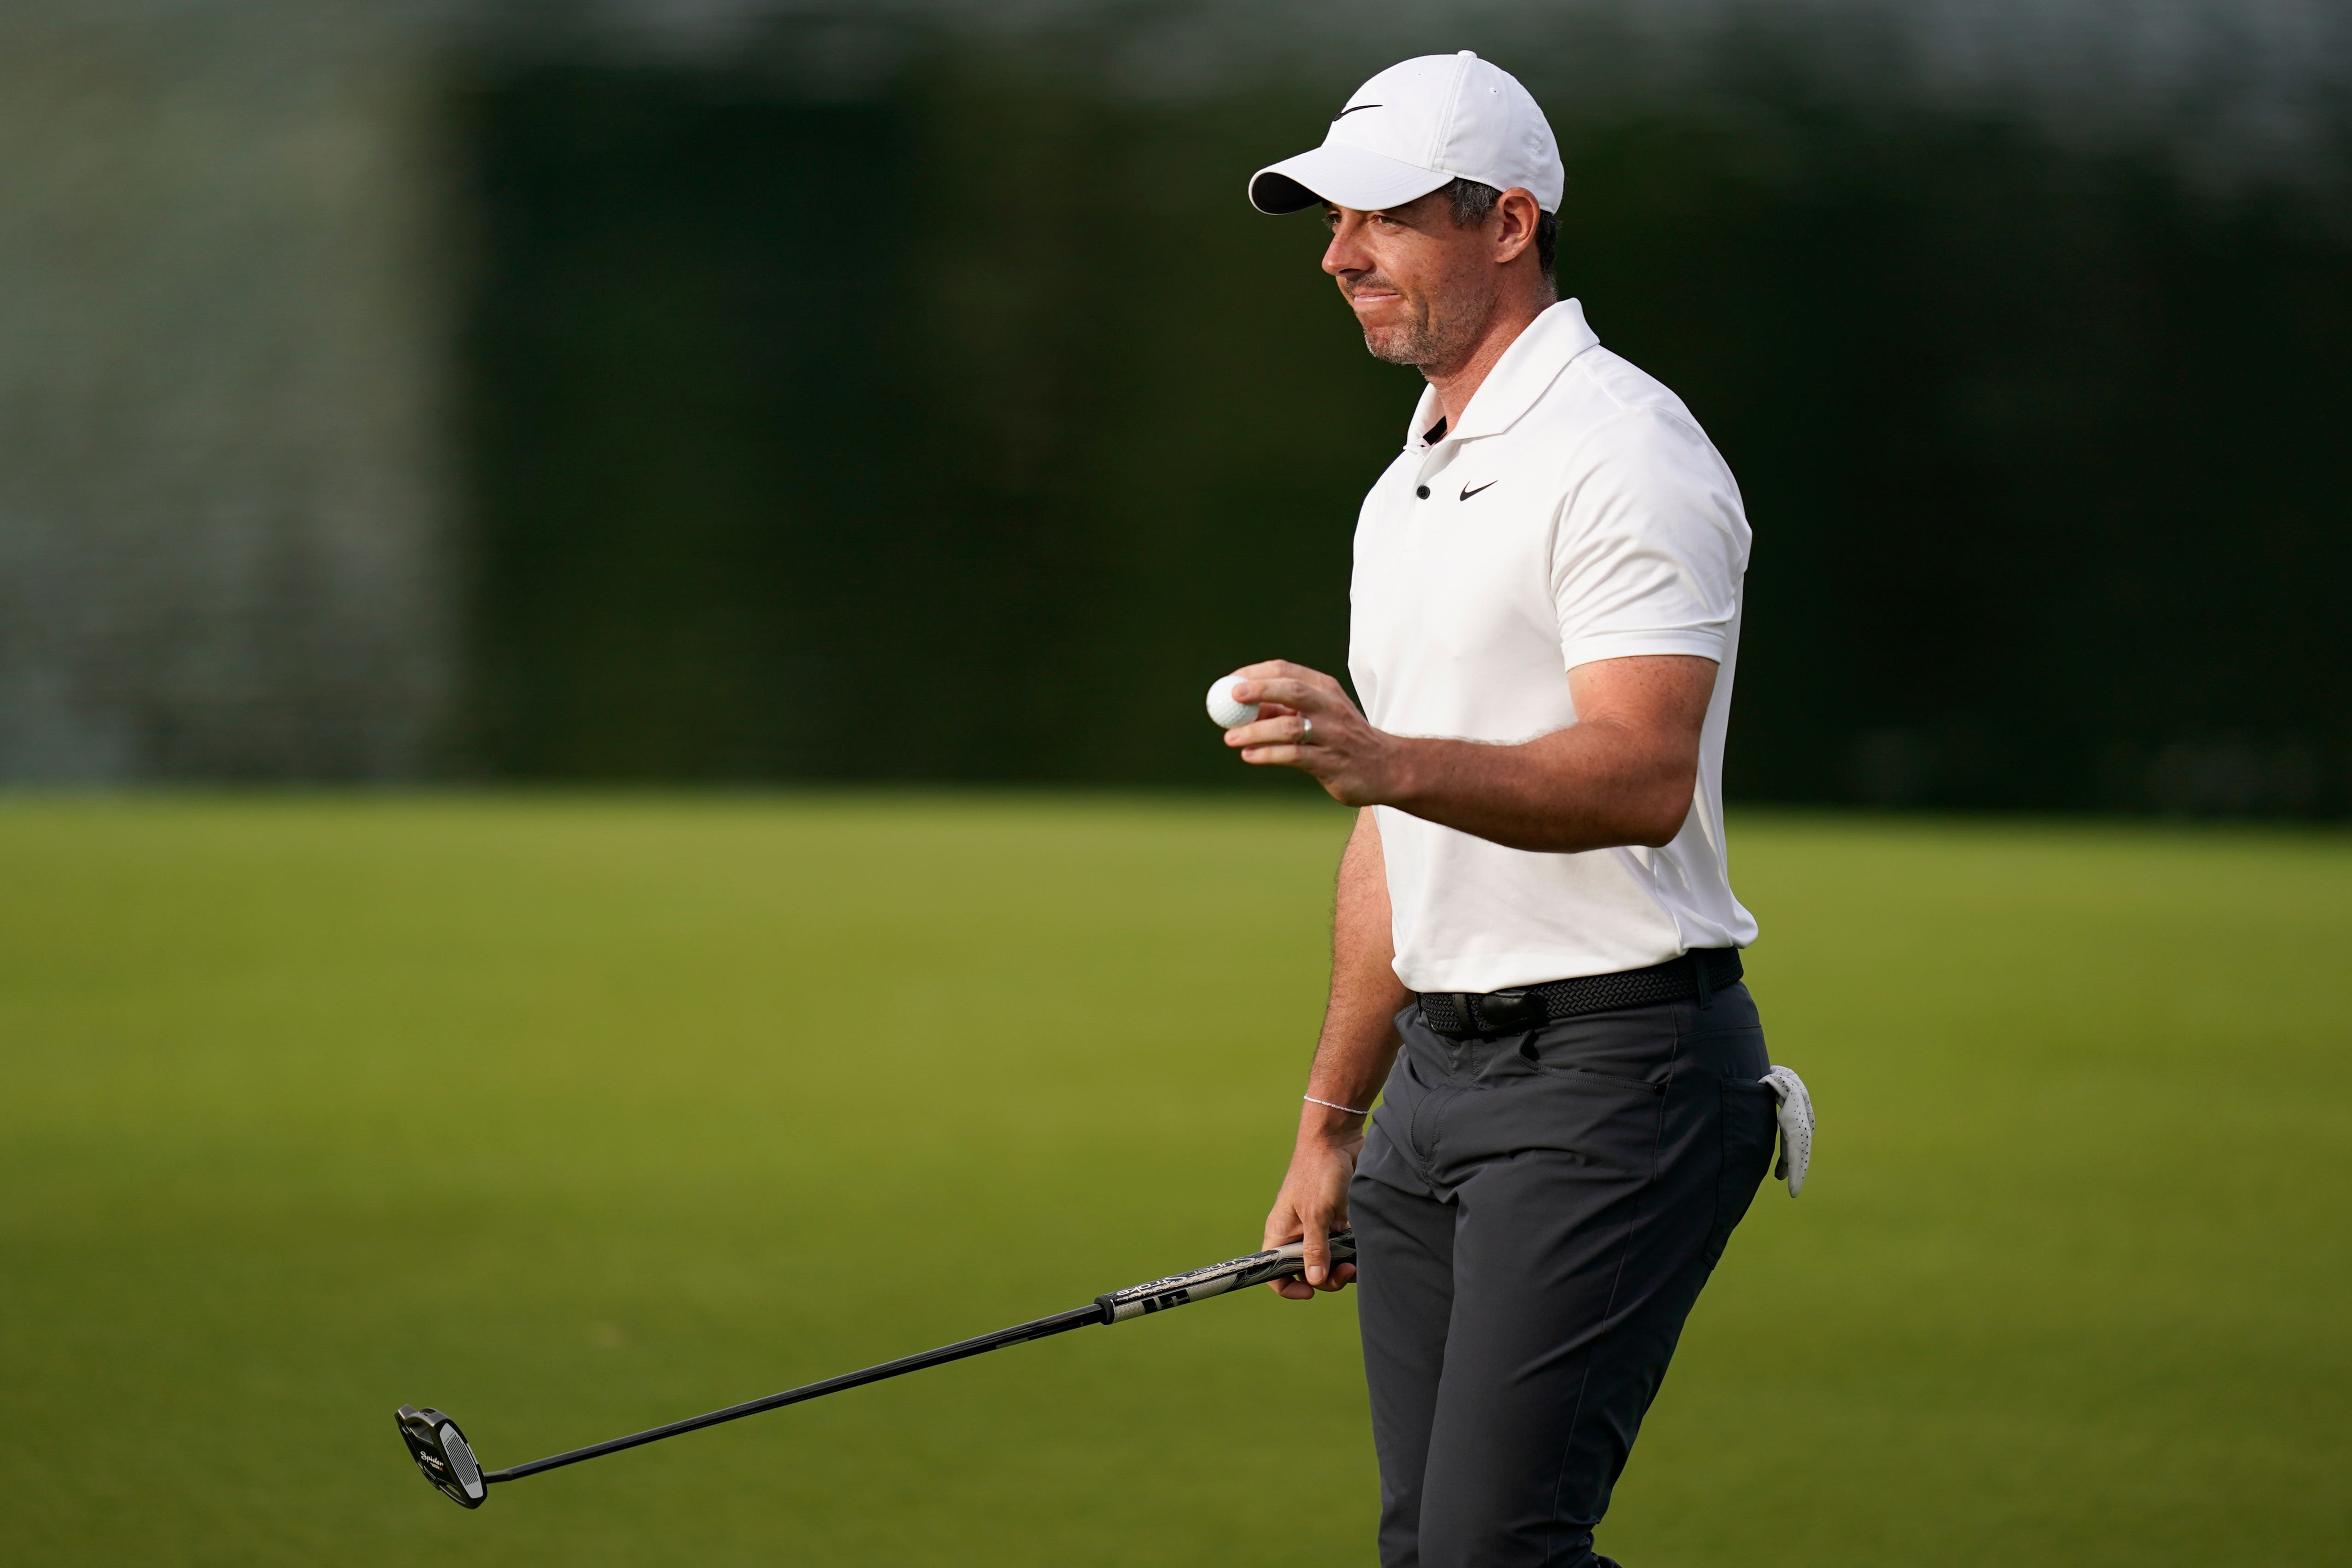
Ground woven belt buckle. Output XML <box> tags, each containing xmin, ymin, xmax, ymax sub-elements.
<box><xmin>1469</xmin><ymin>988</ymin><xmax>1545</xmax><ymax>1034</ymax></box>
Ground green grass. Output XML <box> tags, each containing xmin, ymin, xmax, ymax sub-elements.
<box><xmin>0</xmin><ymin>795</ymin><xmax>2346</xmax><ymax>1566</ymax></box>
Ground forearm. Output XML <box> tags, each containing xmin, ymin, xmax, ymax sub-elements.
<box><xmin>1297</xmin><ymin>809</ymin><xmax>1409</xmax><ymax>1138</ymax></box>
<box><xmin>1380</xmin><ymin>720</ymin><xmax>1691</xmax><ymax>854</ymax></box>
<box><xmin>1263</xmin><ymin>810</ymin><xmax>1401</xmax><ymax>1292</ymax></box>
<box><xmin>1226</xmin><ymin>654</ymin><xmax>1717</xmax><ymax>856</ymax></box>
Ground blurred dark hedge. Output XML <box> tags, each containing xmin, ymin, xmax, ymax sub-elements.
<box><xmin>457</xmin><ymin>41</ymin><xmax>2352</xmax><ymax>812</ymax></box>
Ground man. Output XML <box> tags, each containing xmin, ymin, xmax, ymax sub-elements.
<box><xmin>1221</xmin><ymin>52</ymin><xmax>1780</xmax><ymax>1568</ymax></box>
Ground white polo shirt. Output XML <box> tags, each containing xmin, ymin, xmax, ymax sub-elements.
<box><xmin>1349</xmin><ymin>298</ymin><xmax>1758</xmax><ymax>995</ymax></box>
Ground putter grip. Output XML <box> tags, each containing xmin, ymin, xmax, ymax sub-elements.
<box><xmin>1095</xmin><ymin>1231</ymin><xmax>1358</xmax><ymax>1324</ymax></box>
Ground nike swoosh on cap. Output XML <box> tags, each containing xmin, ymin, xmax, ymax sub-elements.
<box><xmin>1460</xmin><ymin>480</ymin><xmax>1498</xmax><ymax>500</ymax></box>
<box><xmin>1331</xmin><ymin>103</ymin><xmax>1382</xmax><ymax>120</ymax></box>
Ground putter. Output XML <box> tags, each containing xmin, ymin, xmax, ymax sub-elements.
<box><xmin>397</xmin><ymin>1230</ymin><xmax>1357</xmax><ymax>1508</ymax></box>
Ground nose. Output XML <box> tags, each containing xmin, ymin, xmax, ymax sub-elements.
<box><xmin>1322</xmin><ymin>210</ymin><xmax>1369</xmax><ymax>278</ymax></box>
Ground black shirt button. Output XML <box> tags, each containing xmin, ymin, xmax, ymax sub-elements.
<box><xmin>1415</xmin><ymin>485</ymin><xmax>1430</xmax><ymax>499</ymax></box>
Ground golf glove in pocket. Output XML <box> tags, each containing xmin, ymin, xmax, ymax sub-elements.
<box><xmin>1760</xmin><ymin>1065</ymin><xmax>1813</xmax><ymax>1196</ymax></box>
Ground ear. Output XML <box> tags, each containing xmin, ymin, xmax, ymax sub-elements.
<box><xmin>1491</xmin><ymin>187</ymin><xmax>1544</xmax><ymax>265</ymax></box>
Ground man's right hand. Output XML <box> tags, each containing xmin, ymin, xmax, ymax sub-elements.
<box><xmin>1264</xmin><ymin>1117</ymin><xmax>1365</xmax><ymax>1299</ymax></box>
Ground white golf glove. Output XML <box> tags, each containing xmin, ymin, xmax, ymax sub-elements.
<box><xmin>1760</xmin><ymin>1066</ymin><xmax>1813</xmax><ymax>1196</ymax></box>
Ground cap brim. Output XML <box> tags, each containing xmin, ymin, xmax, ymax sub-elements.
<box><xmin>1248</xmin><ymin>144</ymin><xmax>1454</xmax><ymax>215</ymax></box>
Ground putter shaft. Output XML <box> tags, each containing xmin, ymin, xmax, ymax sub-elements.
<box><xmin>411</xmin><ymin>1231</ymin><xmax>1355</xmax><ymax>1496</ymax></box>
<box><xmin>490</xmin><ymin>1302</ymin><xmax>1105</xmax><ymax>1481</ymax></box>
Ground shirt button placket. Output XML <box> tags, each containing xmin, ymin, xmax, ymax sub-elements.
<box><xmin>1413</xmin><ymin>441</ymin><xmax>1452</xmax><ymax>503</ymax></box>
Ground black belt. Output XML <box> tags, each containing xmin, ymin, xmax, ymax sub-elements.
<box><xmin>1416</xmin><ymin>948</ymin><xmax>1744</xmax><ymax>1039</ymax></box>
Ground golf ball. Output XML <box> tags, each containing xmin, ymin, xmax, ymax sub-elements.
<box><xmin>1206</xmin><ymin>674</ymin><xmax>1260</xmax><ymax>729</ymax></box>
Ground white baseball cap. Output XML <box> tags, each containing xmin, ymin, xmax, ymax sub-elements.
<box><xmin>1249</xmin><ymin>51</ymin><xmax>1563</xmax><ymax>216</ymax></box>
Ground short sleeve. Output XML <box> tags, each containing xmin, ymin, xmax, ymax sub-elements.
<box><xmin>1551</xmin><ymin>407</ymin><xmax>1750</xmax><ymax>672</ymax></box>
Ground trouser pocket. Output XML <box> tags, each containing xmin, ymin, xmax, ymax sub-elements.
<box><xmin>1705</xmin><ymin>1076</ymin><xmax>1781</xmax><ymax>1265</ymax></box>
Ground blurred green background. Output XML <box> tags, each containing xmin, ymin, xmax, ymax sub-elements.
<box><xmin>3</xmin><ymin>797</ymin><xmax>2346</xmax><ymax>1565</ymax></box>
<box><xmin>6</xmin><ymin>2</ymin><xmax>2350</xmax><ymax>807</ymax></box>
<box><xmin>459</xmin><ymin>32</ymin><xmax>2352</xmax><ymax>809</ymax></box>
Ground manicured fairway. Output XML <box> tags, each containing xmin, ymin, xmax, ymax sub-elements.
<box><xmin>1</xmin><ymin>796</ymin><xmax>2346</xmax><ymax>1566</ymax></box>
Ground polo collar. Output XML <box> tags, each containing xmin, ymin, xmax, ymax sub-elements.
<box><xmin>1404</xmin><ymin>297</ymin><xmax>1602</xmax><ymax>449</ymax></box>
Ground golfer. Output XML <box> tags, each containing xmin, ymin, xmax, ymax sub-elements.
<box><xmin>1225</xmin><ymin>52</ymin><xmax>1778</xmax><ymax>1568</ymax></box>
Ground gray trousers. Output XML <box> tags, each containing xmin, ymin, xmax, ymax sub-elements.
<box><xmin>1351</xmin><ymin>983</ymin><xmax>1777</xmax><ymax>1568</ymax></box>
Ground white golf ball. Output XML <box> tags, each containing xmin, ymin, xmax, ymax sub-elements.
<box><xmin>1206</xmin><ymin>674</ymin><xmax>1260</xmax><ymax>729</ymax></box>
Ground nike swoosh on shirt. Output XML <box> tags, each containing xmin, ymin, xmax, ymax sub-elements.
<box><xmin>1459</xmin><ymin>480</ymin><xmax>1498</xmax><ymax>500</ymax></box>
<box><xmin>1331</xmin><ymin>103</ymin><xmax>1383</xmax><ymax>120</ymax></box>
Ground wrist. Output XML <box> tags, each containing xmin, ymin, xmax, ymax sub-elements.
<box><xmin>1371</xmin><ymin>733</ymin><xmax>1426</xmax><ymax>809</ymax></box>
<box><xmin>1296</xmin><ymin>1098</ymin><xmax>1368</xmax><ymax>1146</ymax></box>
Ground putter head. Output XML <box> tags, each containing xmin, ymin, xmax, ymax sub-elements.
<box><xmin>397</xmin><ymin>1405</ymin><xmax>488</xmax><ymax>1508</ymax></box>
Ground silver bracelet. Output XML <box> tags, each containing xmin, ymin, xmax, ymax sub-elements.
<box><xmin>1304</xmin><ymin>1093</ymin><xmax>1371</xmax><ymax>1116</ymax></box>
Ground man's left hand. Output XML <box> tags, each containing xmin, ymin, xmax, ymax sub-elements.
<box><xmin>1224</xmin><ymin>661</ymin><xmax>1399</xmax><ymax>806</ymax></box>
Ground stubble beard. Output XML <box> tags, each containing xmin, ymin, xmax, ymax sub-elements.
<box><xmin>1357</xmin><ymin>274</ymin><xmax>1494</xmax><ymax>373</ymax></box>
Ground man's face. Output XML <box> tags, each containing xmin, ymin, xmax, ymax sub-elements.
<box><xmin>1321</xmin><ymin>192</ymin><xmax>1499</xmax><ymax>371</ymax></box>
